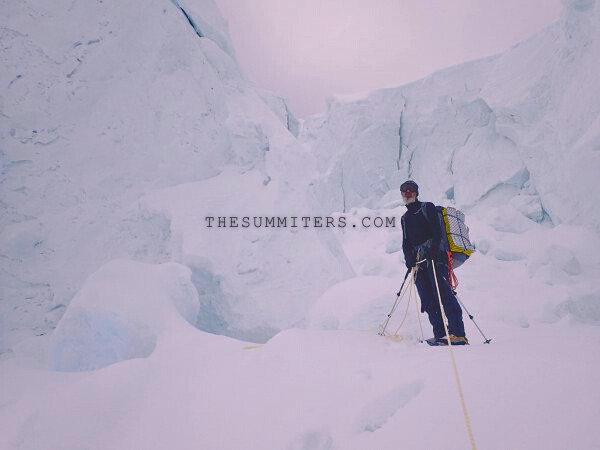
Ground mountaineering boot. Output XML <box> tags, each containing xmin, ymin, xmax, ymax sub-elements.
<box><xmin>426</xmin><ymin>335</ymin><xmax>469</xmax><ymax>346</ymax></box>
<box><xmin>426</xmin><ymin>337</ymin><xmax>448</xmax><ymax>346</ymax></box>
<box><xmin>447</xmin><ymin>335</ymin><xmax>469</xmax><ymax>345</ymax></box>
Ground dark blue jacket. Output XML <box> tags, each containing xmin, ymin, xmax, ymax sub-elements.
<box><xmin>401</xmin><ymin>200</ymin><xmax>442</xmax><ymax>267</ymax></box>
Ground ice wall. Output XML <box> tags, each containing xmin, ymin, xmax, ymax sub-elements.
<box><xmin>0</xmin><ymin>0</ymin><xmax>352</xmax><ymax>352</ymax></box>
<box><xmin>300</xmin><ymin>0</ymin><xmax>600</xmax><ymax>233</ymax></box>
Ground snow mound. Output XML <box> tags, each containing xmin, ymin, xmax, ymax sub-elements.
<box><xmin>48</xmin><ymin>260</ymin><xmax>198</xmax><ymax>371</ymax></box>
<box><xmin>305</xmin><ymin>276</ymin><xmax>419</xmax><ymax>336</ymax></box>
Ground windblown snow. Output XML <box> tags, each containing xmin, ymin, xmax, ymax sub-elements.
<box><xmin>1</xmin><ymin>0</ymin><xmax>599</xmax><ymax>449</ymax></box>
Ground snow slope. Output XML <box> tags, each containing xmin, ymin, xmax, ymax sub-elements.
<box><xmin>4</xmin><ymin>203</ymin><xmax>599</xmax><ymax>448</ymax></box>
<box><xmin>2</xmin><ymin>317</ymin><xmax>599</xmax><ymax>449</ymax></box>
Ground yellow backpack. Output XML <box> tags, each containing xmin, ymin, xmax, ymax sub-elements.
<box><xmin>422</xmin><ymin>204</ymin><xmax>475</xmax><ymax>268</ymax></box>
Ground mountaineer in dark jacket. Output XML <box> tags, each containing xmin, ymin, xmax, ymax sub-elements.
<box><xmin>400</xmin><ymin>180</ymin><xmax>468</xmax><ymax>345</ymax></box>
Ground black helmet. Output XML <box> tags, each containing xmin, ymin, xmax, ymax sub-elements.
<box><xmin>400</xmin><ymin>180</ymin><xmax>419</xmax><ymax>194</ymax></box>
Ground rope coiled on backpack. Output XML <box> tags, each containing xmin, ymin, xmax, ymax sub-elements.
<box><xmin>447</xmin><ymin>251</ymin><xmax>459</xmax><ymax>289</ymax></box>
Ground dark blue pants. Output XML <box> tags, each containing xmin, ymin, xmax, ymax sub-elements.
<box><xmin>415</xmin><ymin>260</ymin><xmax>465</xmax><ymax>339</ymax></box>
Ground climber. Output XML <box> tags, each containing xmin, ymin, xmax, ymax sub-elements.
<box><xmin>400</xmin><ymin>180</ymin><xmax>468</xmax><ymax>345</ymax></box>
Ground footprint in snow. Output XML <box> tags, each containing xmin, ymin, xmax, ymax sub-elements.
<box><xmin>354</xmin><ymin>379</ymin><xmax>425</xmax><ymax>433</ymax></box>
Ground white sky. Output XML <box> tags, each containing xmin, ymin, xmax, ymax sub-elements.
<box><xmin>215</xmin><ymin>0</ymin><xmax>563</xmax><ymax>118</ymax></box>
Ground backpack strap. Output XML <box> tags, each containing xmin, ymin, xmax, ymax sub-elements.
<box><xmin>403</xmin><ymin>203</ymin><xmax>431</xmax><ymax>238</ymax></box>
<box><xmin>420</xmin><ymin>202</ymin><xmax>429</xmax><ymax>223</ymax></box>
<box><xmin>403</xmin><ymin>202</ymin><xmax>434</xmax><ymax>239</ymax></box>
<box><xmin>419</xmin><ymin>202</ymin><xmax>444</xmax><ymax>259</ymax></box>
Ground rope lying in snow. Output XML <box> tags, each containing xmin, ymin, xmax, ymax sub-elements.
<box><xmin>385</xmin><ymin>262</ymin><xmax>477</xmax><ymax>447</ymax></box>
<box><xmin>430</xmin><ymin>260</ymin><xmax>478</xmax><ymax>450</ymax></box>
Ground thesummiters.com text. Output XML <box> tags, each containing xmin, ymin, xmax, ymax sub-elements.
<box><xmin>205</xmin><ymin>216</ymin><xmax>397</xmax><ymax>228</ymax></box>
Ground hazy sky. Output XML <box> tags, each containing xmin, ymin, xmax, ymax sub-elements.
<box><xmin>215</xmin><ymin>0</ymin><xmax>562</xmax><ymax>118</ymax></box>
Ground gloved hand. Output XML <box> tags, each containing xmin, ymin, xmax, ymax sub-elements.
<box><xmin>405</xmin><ymin>257</ymin><xmax>416</xmax><ymax>269</ymax></box>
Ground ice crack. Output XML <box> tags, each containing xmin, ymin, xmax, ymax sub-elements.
<box><xmin>170</xmin><ymin>0</ymin><xmax>204</xmax><ymax>39</ymax></box>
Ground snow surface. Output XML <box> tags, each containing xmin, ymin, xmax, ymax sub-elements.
<box><xmin>1</xmin><ymin>0</ymin><xmax>600</xmax><ymax>448</ymax></box>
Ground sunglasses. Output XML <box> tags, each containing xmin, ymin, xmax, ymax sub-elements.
<box><xmin>400</xmin><ymin>189</ymin><xmax>415</xmax><ymax>194</ymax></box>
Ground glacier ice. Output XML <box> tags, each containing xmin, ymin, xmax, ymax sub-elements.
<box><xmin>300</xmin><ymin>0</ymin><xmax>600</xmax><ymax>234</ymax></box>
<box><xmin>2</xmin><ymin>0</ymin><xmax>600</xmax><ymax>360</ymax></box>
<box><xmin>0</xmin><ymin>0</ymin><xmax>353</xmax><ymax>349</ymax></box>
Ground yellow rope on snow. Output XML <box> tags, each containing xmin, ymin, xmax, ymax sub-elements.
<box><xmin>430</xmin><ymin>259</ymin><xmax>478</xmax><ymax>450</ymax></box>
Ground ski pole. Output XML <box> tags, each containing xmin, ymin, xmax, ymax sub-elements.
<box><xmin>379</xmin><ymin>268</ymin><xmax>411</xmax><ymax>336</ymax></box>
<box><xmin>454</xmin><ymin>294</ymin><xmax>492</xmax><ymax>344</ymax></box>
